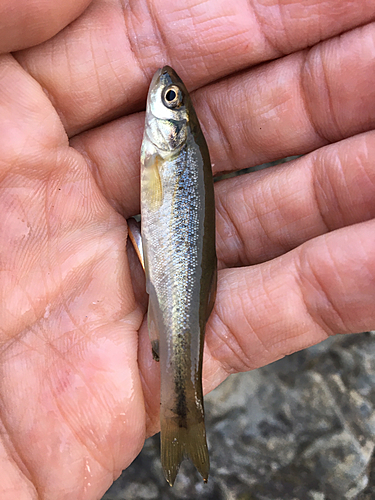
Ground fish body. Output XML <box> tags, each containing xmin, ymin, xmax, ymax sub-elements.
<box><xmin>140</xmin><ymin>66</ymin><xmax>217</xmax><ymax>486</ymax></box>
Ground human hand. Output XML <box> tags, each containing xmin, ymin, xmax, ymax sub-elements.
<box><xmin>1</xmin><ymin>0</ymin><xmax>375</xmax><ymax>498</ymax></box>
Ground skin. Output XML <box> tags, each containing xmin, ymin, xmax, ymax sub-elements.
<box><xmin>0</xmin><ymin>0</ymin><xmax>375</xmax><ymax>498</ymax></box>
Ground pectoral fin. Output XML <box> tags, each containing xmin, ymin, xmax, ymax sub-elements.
<box><xmin>127</xmin><ymin>218</ymin><xmax>144</xmax><ymax>270</ymax></box>
<box><xmin>128</xmin><ymin>218</ymin><xmax>159</xmax><ymax>360</ymax></box>
<box><xmin>142</xmin><ymin>153</ymin><xmax>163</xmax><ymax>211</ymax></box>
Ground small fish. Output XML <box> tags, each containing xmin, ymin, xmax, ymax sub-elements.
<box><xmin>133</xmin><ymin>66</ymin><xmax>217</xmax><ymax>486</ymax></box>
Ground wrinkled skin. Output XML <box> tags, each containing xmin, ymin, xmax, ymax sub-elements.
<box><xmin>1</xmin><ymin>0</ymin><xmax>375</xmax><ymax>498</ymax></box>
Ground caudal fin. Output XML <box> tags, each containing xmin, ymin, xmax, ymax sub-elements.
<box><xmin>161</xmin><ymin>419</ymin><xmax>209</xmax><ymax>486</ymax></box>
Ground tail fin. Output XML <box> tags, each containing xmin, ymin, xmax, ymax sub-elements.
<box><xmin>161</xmin><ymin>418</ymin><xmax>209</xmax><ymax>486</ymax></box>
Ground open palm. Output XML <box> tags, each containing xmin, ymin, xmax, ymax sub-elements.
<box><xmin>1</xmin><ymin>0</ymin><xmax>375</xmax><ymax>498</ymax></box>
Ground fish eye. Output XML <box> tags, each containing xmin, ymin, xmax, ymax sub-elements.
<box><xmin>166</xmin><ymin>89</ymin><xmax>176</xmax><ymax>101</ymax></box>
<box><xmin>163</xmin><ymin>85</ymin><xmax>183</xmax><ymax>109</ymax></box>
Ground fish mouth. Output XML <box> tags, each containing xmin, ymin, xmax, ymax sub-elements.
<box><xmin>160</xmin><ymin>65</ymin><xmax>180</xmax><ymax>82</ymax></box>
<box><xmin>149</xmin><ymin>65</ymin><xmax>184</xmax><ymax>92</ymax></box>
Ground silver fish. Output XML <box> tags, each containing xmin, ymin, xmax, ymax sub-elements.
<box><xmin>137</xmin><ymin>66</ymin><xmax>217</xmax><ymax>486</ymax></box>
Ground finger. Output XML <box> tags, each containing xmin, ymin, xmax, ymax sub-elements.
<box><xmin>215</xmin><ymin>130</ymin><xmax>375</xmax><ymax>268</ymax></box>
<box><xmin>15</xmin><ymin>0</ymin><xmax>375</xmax><ymax>135</ymax></box>
<box><xmin>0</xmin><ymin>55</ymin><xmax>67</xmax><ymax>176</ymax></box>
<box><xmin>197</xmin><ymin>21</ymin><xmax>375</xmax><ymax>173</ymax></box>
<box><xmin>0</xmin><ymin>0</ymin><xmax>91</xmax><ymax>53</ymax></box>
<box><xmin>72</xmin><ymin>114</ymin><xmax>143</xmax><ymax>216</ymax></box>
<box><xmin>204</xmin><ymin>219</ymin><xmax>375</xmax><ymax>387</ymax></box>
<box><xmin>71</xmin><ymin>21</ymin><xmax>375</xmax><ymax>216</ymax></box>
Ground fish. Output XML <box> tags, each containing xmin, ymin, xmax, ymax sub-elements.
<box><xmin>135</xmin><ymin>65</ymin><xmax>217</xmax><ymax>486</ymax></box>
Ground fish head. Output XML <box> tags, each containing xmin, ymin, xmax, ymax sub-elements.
<box><xmin>144</xmin><ymin>66</ymin><xmax>192</xmax><ymax>153</ymax></box>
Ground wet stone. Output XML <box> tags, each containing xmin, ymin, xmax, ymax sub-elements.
<box><xmin>102</xmin><ymin>332</ymin><xmax>375</xmax><ymax>500</ymax></box>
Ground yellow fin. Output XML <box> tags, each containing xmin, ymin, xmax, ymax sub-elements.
<box><xmin>143</xmin><ymin>154</ymin><xmax>163</xmax><ymax>210</ymax></box>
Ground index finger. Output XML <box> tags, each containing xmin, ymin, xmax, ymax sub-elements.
<box><xmin>0</xmin><ymin>0</ymin><xmax>91</xmax><ymax>52</ymax></box>
<box><xmin>15</xmin><ymin>0</ymin><xmax>375</xmax><ymax>136</ymax></box>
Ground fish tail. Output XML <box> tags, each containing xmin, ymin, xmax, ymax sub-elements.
<box><xmin>161</xmin><ymin>417</ymin><xmax>209</xmax><ymax>486</ymax></box>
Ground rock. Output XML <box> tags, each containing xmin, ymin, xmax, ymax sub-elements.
<box><xmin>102</xmin><ymin>332</ymin><xmax>375</xmax><ymax>499</ymax></box>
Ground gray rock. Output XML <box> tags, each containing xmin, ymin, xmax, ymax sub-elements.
<box><xmin>102</xmin><ymin>332</ymin><xmax>375</xmax><ymax>499</ymax></box>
